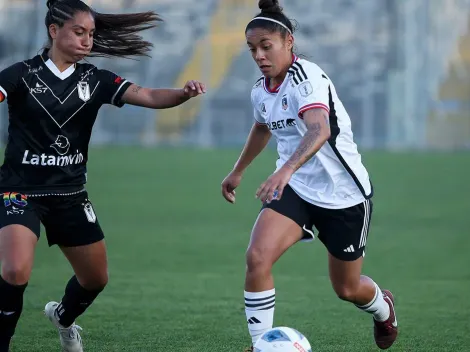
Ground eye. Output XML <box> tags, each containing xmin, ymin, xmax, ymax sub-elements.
<box><xmin>263</xmin><ymin>45</ymin><xmax>271</xmax><ymax>50</ymax></box>
<box><xmin>75</xmin><ymin>32</ymin><xmax>84</xmax><ymax>36</ymax></box>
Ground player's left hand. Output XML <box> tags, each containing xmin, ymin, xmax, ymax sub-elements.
<box><xmin>183</xmin><ymin>80</ymin><xmax>206</xmax><ymax>98</ymax></box>
<box><xmin>256</xmin><ymin>166</ymin><xmax>294</xmax><ymax>203</ymax></box>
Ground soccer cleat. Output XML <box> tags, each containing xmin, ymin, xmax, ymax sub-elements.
<box><xmin>44</xmin><ymin>301</ymin><xmax>83</xmax><ymax>352</ymax></box>
<box><xmin>244</xmin><ymin>347</ymin><xmax>253</xmax><ymax>352</ymax></box>
<box><xmin>373</xmin><ymin>290</ymin><xmax>398</xmax><ymax>349</ymax></box>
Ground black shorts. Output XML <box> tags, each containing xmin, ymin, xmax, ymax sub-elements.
<box><xmin>0</xmin><ymin>190</ymin><xmax>104</xmax><ymax>247</ymax></box>
<box><xmin>261</xmin><ymin>184</ymin><xmax>372</xmax><ymax>261</ymax></box>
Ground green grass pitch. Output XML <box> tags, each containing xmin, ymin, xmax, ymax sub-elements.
<box><xmin>5</xmin><ymin>148</ymin><xmax>470</xmax><ymax>351</ymax></box>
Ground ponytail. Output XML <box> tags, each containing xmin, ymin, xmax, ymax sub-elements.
<box><xmin>45</xmin><ymin>0</ymin><xmax>162</xmax><ymax>58</ymax></box>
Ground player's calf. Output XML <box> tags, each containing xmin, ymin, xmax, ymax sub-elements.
<box><xmin>328</xmin><ymin>254</ymin><xmax>397</xmax><ymax>348</ymax></box>
<box><xmin>0</xmin><ymin>224</ymin><xmax>37</xmax><ymax>351</ymax></box>
<box><xmin>354</xmin><ymin>279</ymin><xmax>391</xmax><ymax>322</ymax></box>
<box><xmin>245</xmin><ymin>289</ymin><xmax>276</xmax><ymax>345</ymax></box>
<box><xmin>44</xmin><ymin>276</ymin><xmax>105</xmax><ymax>352</ymax></box>
<box><xmin>55</xmin><ymin>275</ymin><xmax>105</xmax><ymax>328</ymax></box>
<box><xmin>245</xmin><ymin>245</ymin><xmax>277</xmax><ymax>345</ymax></box>
<box><xmin>0</xmin><ymin>276</ymin><xmax>28</xmax><ymax>352</ymax></box>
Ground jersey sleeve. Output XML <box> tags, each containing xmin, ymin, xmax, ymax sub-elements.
<box><xmin>96</xmin><ymin>69</ymin><xmax>133</xmax><ymax>107</ymax></box>
<box><xmin>0</xmin><ymin>62</ymin><xmax>23</xmax><ymax>103</ymax></box>
<box><xmin>251</xmin><ymin>80</ymin><xmax>266</xmax><ymax>125</ymax></box>
<box><xmin>291</xmin><ymin>62</ymin><xmax>330</xmax><ymax>118</ymax></box>
<box><xmin>252</xmin><ymin>105</ymin><xmax>265</xmax><ymax>125</ymax></box>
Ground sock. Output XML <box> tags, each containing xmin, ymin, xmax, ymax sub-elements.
<box><xmin>0</xmin><ymin>275</ymin><xmax>28</xmax><ymax>351</ymax></box>
<box><xmin>245</xmin><ymin>288</ymin><xmax>275</xmax><ymax>345</ymax></box>
<box><xmin>56</xmin><ymin>276</ymin><xmax>103</xmax><ymax>328</ymax></box>
<box><xmin>355</xmin><ymin>282</ymin><xmax>390</xmax><ymax>322</ymax></box>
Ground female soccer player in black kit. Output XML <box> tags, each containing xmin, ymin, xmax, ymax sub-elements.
<box><xmin>0</xmin><ymin>1</ymin><xmax>205</xmax><ymax>351</ymax></box>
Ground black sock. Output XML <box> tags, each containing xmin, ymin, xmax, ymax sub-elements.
<box><xmin>56</xmin><ymin>276</ymin><xmax>103</xmax><ymax>328</ymax></box>
<box><xmin>0</xmin><ymin>275</ymin><xmax>28</xmax><ymax>351</ymax></box>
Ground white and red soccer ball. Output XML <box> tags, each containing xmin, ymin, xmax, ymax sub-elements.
<box><xmin>253</xmin><ymin>327</ymin><xmax>312</xmax><ymax>352</ymax></box>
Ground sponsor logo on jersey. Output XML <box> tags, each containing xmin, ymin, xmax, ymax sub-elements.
<box><xmin>267</xmin><ymin>118</ymin><xmax>297</xmax><ymax>130</ymax></box>
<box><xmin>50</xmin><ymin>135</ymin><xmax>70</xmax><ymax>155</ymax></box>
<box><xmin>22</xmin><ymin>150</ymin><xmax>84</xmax><ymax>167</ymax></box>
<box><xmin>286</xmin><ymin>118</ymin><xmax>296</xmax><ymax>126</ymax></box>
<box><xmin>21</xmin><ymin>135</ymin><xmax>84</xmax><ymax>167</ymax></box>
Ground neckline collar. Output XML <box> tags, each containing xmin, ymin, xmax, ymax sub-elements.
<box><xmin>40</xmin><ymin>49</ymin><xmax>76</xmax><ymax>80</ymax></box>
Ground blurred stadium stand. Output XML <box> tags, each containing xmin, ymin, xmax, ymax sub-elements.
<box><xmin>0</xmin><ymin>0</ymin><xmax>469</xmax><ymax>150</ymax></box>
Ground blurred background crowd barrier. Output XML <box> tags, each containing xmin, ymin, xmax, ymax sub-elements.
<box><xmin>1</xmin><ymin>0</ymin><xmax>469</xmax><ymax>150</ymax></box>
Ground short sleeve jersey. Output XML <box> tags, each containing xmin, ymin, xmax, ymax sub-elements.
<box><xmin>0</xmin><ymin>49</ymin><xmax>132</xmax><ymax>194</ymax></box>
<box><xmin>251</xmin><ymin>56</ymin><xmax>373</xmax><ymax>209</ymax></box>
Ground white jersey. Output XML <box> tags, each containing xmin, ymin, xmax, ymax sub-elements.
<box><xmin>251</xmin><ymin>56</ymin><xmax>372</xmax><ymax>209</ymax></box>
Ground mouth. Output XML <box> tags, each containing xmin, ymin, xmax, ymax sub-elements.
<box><xmin>259</xmin><ymin>65</ymin><xmax>271</xmax><ymax>72</ymax></box>
<box><xmin>76</xmin><ymin>50</ymin><xmax>90</xmax><ymax>57</ymax></box>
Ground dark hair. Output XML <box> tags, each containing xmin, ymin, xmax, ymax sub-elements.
<box><xmin>45</xmin><ymin>0</ymin><xmax>162</xmax><ymax>58</ymax></box>
<box><xmin>245</xmin><ymin>0</ymin><xmax>295</xmax><ymax>38</ymax></box>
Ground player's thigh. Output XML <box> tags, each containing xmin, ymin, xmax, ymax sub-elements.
<box><xmin>316</xmin><ymin>199</ymin><xmax>373</xmax><ymax>262</ymax></box>
<box><xmin>0</xmin><ymin>192</ymin><xmax>40</xmax><ymax>284</ymax></box>
<box><xmin>42</xmin><ymin>191</ymin><xmax>104</xmax><ymax>248</ymax></box>
<box><xmin>41</xmin><ymin>192</ymin><xmax>107</xmax><ymax>289</ymax></box>
<box><xmin>248</xmin><ymin>185</ymin><xmax>313</xmax><ymax>268</ymax></box>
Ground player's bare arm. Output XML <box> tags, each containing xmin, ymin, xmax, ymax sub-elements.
<box><xmin>221</xmin><ymin>122</ymin><xmax>271</xmax><ymax>204</ymax></box>
<box><xmin>255</xmin><ymin>108</ymin><xmax>330</xmax><ymax>203</ymax></box>
<box><xmin>122</xmin><ymin>80</ymin><xmax>206</xmax><ymax>109</ymax></box>
<box><xmin>233</xmin><ymin>122</ymin><xmax>271</xmax><ymax>174</ymax></box>
<box><xmin>283</xmin><ymin>107</ymin><xmax>331</xmax><ymax>172</ymax></box>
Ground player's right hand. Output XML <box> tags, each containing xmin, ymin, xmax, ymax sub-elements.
<box><xmin>221</xmin><ymin>171</ymin><xmax>243</xmax><ymax>204</ymax></box>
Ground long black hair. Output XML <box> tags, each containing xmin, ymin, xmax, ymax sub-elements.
<box><xmin>45</xmin><ymin>0</ymin><xmax>162</xmax><ymax>58</ymax></box>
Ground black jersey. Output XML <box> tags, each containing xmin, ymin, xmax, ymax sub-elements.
<box><xmin>0</xmin><ymin>49</ymin><xmax>132</xmax><ymax>194</ymax></box>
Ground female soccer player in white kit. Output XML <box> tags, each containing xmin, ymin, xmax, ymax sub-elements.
<box><xmin>221</xmin><ymin>0</ymin><xmax>398</xmax><ymax>350</ymax></box>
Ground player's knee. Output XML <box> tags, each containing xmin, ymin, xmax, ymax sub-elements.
<box><xmin>246</xmin><ymin>246</ymin><xmax>272</xmax><ymax>274</ymax></box>
<box><xmin>79</xmin><ymin>270</ymin><xmax>109</xmax><ymax>291</ymax></box>
<box><xmin>1</xmin><ymin>262</ymin><xmax>31</xmax><ymax>286</ymax></box>
<box><xmin>333</xmin><ymin>284</ymin><xmax>359</xmax><ymax>302</ymax></box>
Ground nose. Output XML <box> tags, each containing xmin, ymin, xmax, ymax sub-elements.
<box><xmin>82</xmin><ymin>36</ymin><xmax>92</xmax><ymax>49</ymax></box>
<box><xmin>255</xmin><ymin>49</ymin><xmax>265</xmax><ymax>62</ymax></box>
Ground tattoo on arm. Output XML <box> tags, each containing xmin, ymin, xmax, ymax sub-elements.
<box><xmin>286</xmin><ymin>122</ymin><xmax>321</xmax><ymax>171</ymax></box>
<box><xmin>285</xmin><ymin>109</ymin><xmax>329</xmax><ymax>172</ymax></box>
<box><xmin>132</xmin><ymin>85</ymin><xmax>142</xmax><ymax>94</ymax></box>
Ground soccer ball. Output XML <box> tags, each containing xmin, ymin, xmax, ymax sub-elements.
<box><xmin>253</xmin><ymin>327</ymin><xmax>312</xmax><ymax>352</ymax></box>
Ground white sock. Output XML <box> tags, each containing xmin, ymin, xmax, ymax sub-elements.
<box><xmin>356</xmin><ymin>282</ymin><xmax>390</xmax><ymax>322</ymax></box>
<box><xmin>245</xmin><ymin>288</ymin><xmax>275</xmax><ymax>345</ymax></box>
